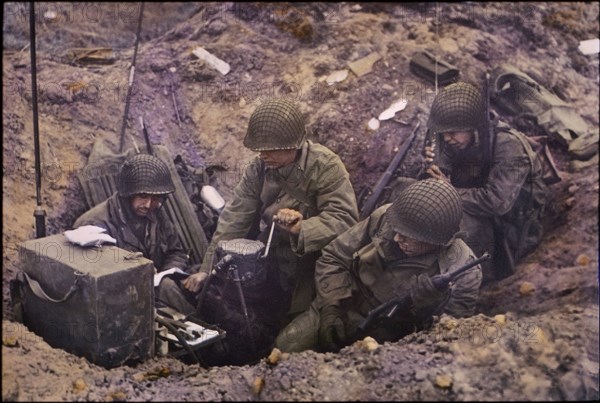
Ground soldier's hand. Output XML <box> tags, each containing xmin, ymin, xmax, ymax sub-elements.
<box><xmin>318</xmin><ymin>304</ymin><xmax>346</xmax><ymax>352</ymax></box>
<box><xmin>424</xmin><ymin>145</ymin><xmax>435</xmax><ymax>164</ymax></box>
<box><xmin>182</xmin><ymin>272</ymin><xmax>208</xmax><ymax>293</ymax></box>
<box><xmin>409</xmin><ymin>274</ymin><xmax>449</xmax><ymax>313</ymax></box>
<box><xmin>273</xmin><ymin>208</ymin><xmax>303</xmax><ymax>235</ymax></box>
<box><xmin>426</xmin><ymin>164</ymin><xmax>450</xmax><ymax>183</ymax></box>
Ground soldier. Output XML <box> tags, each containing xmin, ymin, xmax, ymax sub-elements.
<box><xmin>275</xmin><ymin>179</ymin><xmax>482</xmax><ymax>353</ymax></box>
<box><xmin>423</xmin><ymin>82</ymin><xmax>547</xmax><ymax>282</ymax></box>
<box><xmin>160</xmin><ymin>99</ymin><xmax>359</xmax><ymax>363</ymax></box>
<box><xmin>73</xmin><ymin>153</ymin><xmax>194</xmax><ymax>311</ymax></box>
<box><xmin>179</xmin><ymin>98</ymin><xmax>359</xmax><ymax>321</ymax></box>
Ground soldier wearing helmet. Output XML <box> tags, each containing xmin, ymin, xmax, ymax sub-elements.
<box><xmin>73</xmin><ymin>153</ymin><xmax>191</xmax><ymax>306</ymax></box>
<box><xmin>180</xmin><ymin>99</ymin><xmax>359</xmax><ymax>332</ymax></box>
<box><xmin>274</xmin><ymin>179</ymin><xmax>482</xmax><ymax>353</ymax></box>
<box><xmin>423</xmin><ymin>82</ymin><xmax>546</xmax><ymax>283</ymax></box>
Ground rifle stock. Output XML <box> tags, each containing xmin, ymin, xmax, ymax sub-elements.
<box><xmin>359</xmin><ymin>122</ymin><xmax>421</xmax><ymax>220</ymax></box>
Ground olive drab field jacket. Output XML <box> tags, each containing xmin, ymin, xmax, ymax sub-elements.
<box><xmin>200</xmin><ymin>140</ymin><xmax>359</xmax><ymax>313</ymax></box>
<box><xmin>73</xmin><ymin>192</ymin><xmax>189</xmax><ymax>272</ymax></box>
<box><xmin>315</xmin><ymin>204</ymin><xmax>482</xmax><ymax>339</ymax></box>
<box><xmin>438</xmin><ymin>124</ymin><xmax>546</xmax><ymax>261</ymax></box>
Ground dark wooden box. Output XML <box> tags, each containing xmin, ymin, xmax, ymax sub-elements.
<box><xmin>18</xmin><ymin>234</ymin><xmax>155</xmax><ymax>368</ymax></box>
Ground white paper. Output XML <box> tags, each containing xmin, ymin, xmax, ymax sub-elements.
<box><xmin>326</xmin><ymin>69</ymin><xmax>349</xmax><ymax>85</ymax></box>
<box><xmin>367</xmin><ymin>117</ymin><xmax>380</xmax><ymax>131</ymax></box>
<box><xmin>578</xmin><ymin>38</ymin><xmax>600</xmax><ymax>55</ymax></box>
<box><xmin>378</xmin><ymin>99</ymin><xmax>408</xmax><ymax>121</ymax></box>
<box><xmin>192</xmin><ymin>46</ymin><xmax>230</xmax><ymax>75</ymax></box>
<box><xmin>154</xmin><ymin>267</ymin><xmax>189</xmax><ymax>287</ymax></box>
<box><xmin>163</xmin><ymin>320</ymin><xmax>221</xmax><ymax>346</ymax></box>
<box><xmin>64</xmin><ymin>225</ymin><xmax>117</xmax><ymax>247</ymax></box>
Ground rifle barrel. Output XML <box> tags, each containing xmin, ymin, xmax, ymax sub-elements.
<box><xmin>360</xmin><ymin>121</ymin><xmax>420</xmax><ymax>220</ymax></box>
<box><xmin>431</xmin><ymin>251</ymin><xmax>490</xmax><ymax>289</ymax></box>
<box><xmin>357</xmin><ymin>252</ymin><xmax>490</xmax><ymax>332</ymax></box>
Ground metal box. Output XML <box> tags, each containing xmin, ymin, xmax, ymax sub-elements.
<box><xmin>17</xmin><ymin>234</ymin><xmax>155</xmax><ymax>368</ymax></box>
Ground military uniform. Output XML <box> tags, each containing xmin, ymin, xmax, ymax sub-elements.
<box><xmin>74</xmin><ymin>193</ymin><xmax>188</xmax><ymax>272</ymax></box>
<box><xmin>181</xmin><ymin>99</ymin><xmax>359</xmax><ymax>365</ymax></box>
<box><xmin>427</xmin><ymin>82</ymin><xmax>547</xmax><ymax>281</ymax></box>
<box><xmin>74</xmin><ymin>153</ymin><xmax>192</xmax><ymax>313</ymax></box>
<box><xmin>200</xmin><ymin>139</ymin><xmax>359</xmax><ymax>318</ymax></box>
<box><xmin>275</xmin><ymin>179</ymin><xmax>482</xmax><ymax>353</ymax></box>
<box><xmin>437</xmin><ymin>124</ymin><xmax>546</xmax><ymax>268</ymax></box>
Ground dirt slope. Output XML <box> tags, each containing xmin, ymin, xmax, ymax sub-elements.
<box><xmin>3</xmin><ymin>2</ymin><xmax>599</xmax><ymax>401</ymax></box>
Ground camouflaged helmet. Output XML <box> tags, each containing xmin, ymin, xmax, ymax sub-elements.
<box><xmin>387</xmin><ymin>179</ymin><xmax>462</xmax><ymax>245</ymax></box>
<box><xmin>427</xmin><ymin>82</ymin><xmax>485</xmax><ymax>135</ymax></box>
<box><xmin>244</xmin><ymin>99</ymin><xmax>306</xmax><ymax>151</ymax></box>
<box><xmin>118</xmin><ymin>153</ymin><xmax>175</xmax><ymax>197</ymax></box>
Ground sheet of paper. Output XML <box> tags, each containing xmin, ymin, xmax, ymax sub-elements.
<box><xmin>64</xmin><ymin>225</ymin><xmax>117</xmax><ymax>247</ymax></box>
<box><xmin>153</xmin><ymin>267</ymin><xmax>189</xmax><ymax>287</ymax></box>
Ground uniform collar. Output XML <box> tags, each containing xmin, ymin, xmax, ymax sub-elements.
<box><xmin>113</xmin><ymin>193</ymin><xmax>158</xmax><ymax>224</ymax></box>
<box><xmin>266</xmin><ymin>140</ymin><xmax>311</xmax><ymax>176</ymax></box>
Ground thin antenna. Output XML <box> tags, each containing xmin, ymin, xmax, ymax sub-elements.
<box><xmin>119</xmin><ymin>2</ymin><xmax>145</xmax><ymax>152</ymax></box>
<box><xmin>434</xmin><ymin>2</ymin><xmax>439</xmax><ymax>95</ymax></box>
<box><xmin>30</xmin><ymin>2</ymin><xmax>46</xmax><ymax>238</ymax></box>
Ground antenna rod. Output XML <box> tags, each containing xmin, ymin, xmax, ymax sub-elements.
<box><xmin>434</xmin><ymin>2</ymin><xmax>439</xmax><ymax>95</ymax></box>
<box><xmin>30</xmin><ymin>2</ymin><xmax>46</xmax><ymax>238</ymax></box>
<box><xmin>119</xmin><ymin>2</ymin><xmax>145</xmax><ymax>152</ymax></box>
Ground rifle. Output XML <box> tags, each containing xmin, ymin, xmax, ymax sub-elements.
<box><xmin>139</xmin><ymin>116</ymin><xmax>153</xmax><ymax>155</ymax></box>
<box><xmin>356</xmin><ymin>252</ymin><xmax>490</xmax><ymax>334</ymax></box>
<box><xmin>483</xmin><ymin>72</ymin><xmax>516</xmax><ymax>279</ymax></box>
<box><xmin>359</xmin><ymin>122</ymin><xmax>420</xmax><ymax>220</ymax></box>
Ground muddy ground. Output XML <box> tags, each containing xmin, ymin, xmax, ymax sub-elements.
<box><xmin>2</xmin><ymin>2</ymin><xmax>599</xmax><ymax>401</ymax></box>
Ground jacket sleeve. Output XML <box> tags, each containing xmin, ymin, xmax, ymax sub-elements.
<box><xmin>440</xmin><ymin>239</ymin><xmax>483</xmax><ymax>318</ymax></box>
<box><xmin>443</xmin><ymin>265</ymin><xmax>482</xmax><ymax>318</ymax></box>
<box><xmin>293</xmin><ymin>155</ymin><xmax>359</xmax><ymax>255</ymax></box>
<box><xmin>158</xmin><ymin>218</ymin><xmax>190</xmax><ymax>272</ymax></box>
<box><xmin>459</xmin><ymin>134</ymin><xmax>532</xmax><ymax>217</ymax></box>
<box><xmin>315</xmin><ymin>207</ymin><xmax>384</xmax><ymax>307</ymax></box>
<box><xmin>199</xmin><ymin>160</ymin><xmax>263</xmax><ymax>273</ymax></box>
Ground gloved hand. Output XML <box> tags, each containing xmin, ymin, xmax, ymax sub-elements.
<box><xmin>409</xmin><ymin>274</ymin><xmax>449</xmax><ymax>314</ymax></box>
<box><xmin>318</xmin><ymin>304</ymin><xmax>346</xmax><ymax>352</ymax></box>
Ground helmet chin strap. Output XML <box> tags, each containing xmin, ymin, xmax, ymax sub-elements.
<box><xmin>472</xmin><ymin>129</ymin><xmax>480</xmax><ymax>148</ymax></box>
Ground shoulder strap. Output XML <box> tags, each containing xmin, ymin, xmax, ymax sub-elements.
<box><xmin>20</xmin><ymin>271</ymin><xmax>82</xmax><ymax>303</ymax></box>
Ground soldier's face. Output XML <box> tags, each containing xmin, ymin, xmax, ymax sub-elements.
<box><xmin>258</xmin><ymin>149</ymin><xmax>299</xmax><ymax>169</ymax></box>
<box><xmin>130</xmin><ymin>194</ymin><xmax>165</xmax><ymax>217</ymax></box>
<box><xmin>441</xmin><ymin>130</ymin><xmax>473</xmax><ymax>150</ymax></box>
<box><xmin>394</xmin><ymin>232</ymin><xmax>436</xmax><ymax>257</ymax></box>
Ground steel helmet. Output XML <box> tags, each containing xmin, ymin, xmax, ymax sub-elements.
<box><xmin>386</xmin><ymin>179</ymin><xmax>462</xmax><ymax>245</ymax></box>
<box><xmin>243</xmin><ymin>99</ymin><xmax>306</xmax><ymax>151</ymax></box>
<box><xmin>427</xmin><ymin>82</ymin><xmax>485</xmax><ymax>135</ymax></box>
<box><xmin>118</xmin><ymin>153</ymin><xmax>175</xmax><ymax>197</ymax></box>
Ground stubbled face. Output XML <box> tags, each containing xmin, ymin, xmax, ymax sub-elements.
<box><xmin>258</xmin><ymin>149</ymin><xmax>298</xmax><ymax>169</ymax></box>
<box><xmin>394</xmin><ymin>232</ymin><xmax>437</xmax><ymax>257</ymax></box>
<box><xmin>441</xmin><ymin>130</ymin><xmax>474</xmax><ymax>150</ymax></box>
<box><xmin>130</xmin><ymin>194</ymin><xmax>165</xmax><ymax>217</ymax></box>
